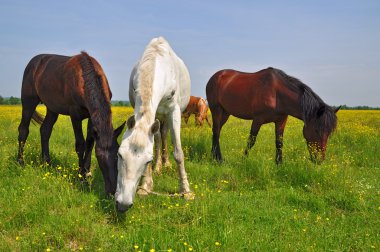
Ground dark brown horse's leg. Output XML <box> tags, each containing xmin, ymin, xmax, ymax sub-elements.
<box><xmin>210</xmin><ymin>106</ymin><xmax>229</xmax><ymax>162</ymax></box>
<box><xmin>18</xmin><ymin>97</ymin><xmax>40</xmax><ymax>165</ymax></box>
<box><xmin>40</xmin><ymin>109</ymin><xmax>58</xmax><ymax>164</ymax></box>
<box><xmin>275</xmin><ymin>116</ymin><xmax>288</xmax><ymax>164</ymax></box>
<box><xmin>83</xmin><ymin>119</ymin><xmax>95</xmax><ymax>177</ymax></box>
<box><xmin>244</xmin><ymin>121</ymin><xmax>262</xmax><ymax>156</ymax></box>
<box><xmin>70</xmin><ymin>117</ymin><xmax>86</xmax><ymax>178</ymax></box>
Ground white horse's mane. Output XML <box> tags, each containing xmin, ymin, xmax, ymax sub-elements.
<box><xmin>131</xmin><ymin>37</ymin><xmax>170</xmax><ymax>149</ymax></box>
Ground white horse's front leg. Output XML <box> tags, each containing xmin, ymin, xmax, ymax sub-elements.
<box><xmin>137</xmin><ymin>163</ymin><xmax>153</xmax><ymax>195</ymax></box>
<box><xmin>169</xmin><ymin>106</ymin><xmax>193</xmax><ymax>198</ymax></box>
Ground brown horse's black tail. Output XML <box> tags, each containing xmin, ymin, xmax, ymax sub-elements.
<box><xmin>31</xmin><ymin>111</ymin><xmax>44</xmax><ymax>125</ymax></box>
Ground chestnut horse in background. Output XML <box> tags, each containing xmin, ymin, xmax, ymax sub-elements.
<box><xmin>182</xmin><ymin>96</ymin><xmax>211</xmax><ymax>126</ymax></box>
<box><xmin>17</xmin><ymin>52</ymin><xmax>125</xmax><ymax>194</ymax></box>
<box><xmin>206</xmin><ymin>68</ymin><xmax>339</xmax><ymax>164</ymax></box>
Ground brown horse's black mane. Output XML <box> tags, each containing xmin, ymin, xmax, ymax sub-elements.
<box><xmin>80</xmin><ymin>51</ymin><xmax>113</xmax><ymax>148</ymax></box>
<box><xmin>272</xmin><ymin>68</ymin><xmax>337</xmax><ymax>135</ymax></box>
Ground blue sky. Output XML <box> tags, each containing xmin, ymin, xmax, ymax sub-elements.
<box><xmin>1</xmin><ymin>0</ymin><xmax>379</xmax><ymax>106</ymax></box>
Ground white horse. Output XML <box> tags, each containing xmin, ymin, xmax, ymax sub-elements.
<box><xmin>115</xmin><ymin>37</ymin><xmax>193</xmax><ymax>212</ymax></box>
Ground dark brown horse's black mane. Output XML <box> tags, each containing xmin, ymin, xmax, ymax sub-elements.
<box><xmin>80</xmin><ymin>51</ymin><xmax>113</xmax><ymax>148</ymax></box>
<box><xmin>272</xmin><ymin>68</ymin><xmax>337</xmax><ymax>135</ymax></box>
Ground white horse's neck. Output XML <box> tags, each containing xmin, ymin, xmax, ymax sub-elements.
<box><xmin>135</xmin><ymin>37</ymin><xmax>172</xmax><ymax>120</ymax></box>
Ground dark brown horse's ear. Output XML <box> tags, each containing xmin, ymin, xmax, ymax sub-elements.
<box><xmin>150</xmin><ymin>119</ymin><xmax>160</xmax><ymax>135</ymax></box>
<box><xmin>334</xmin><ymin>105</ymin><xmax>341</xmax><ymax>113</ymax></box>
<box><xmin>317</xmin><ymin>105</ymin><xmax>326</xmax><ymax>118</ymax></box>
<box><xmin>127</xmin><ymin>115</ymin><xmax>135</xmax><ymax>129</ymax></box>
<box><xmin>114</xmin><ymin>121</ymin><xmax>126</xmax><ymax>138</ymax></box>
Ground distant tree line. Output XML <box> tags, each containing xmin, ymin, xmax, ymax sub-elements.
<box><xmin>0</xmin><ymin>95</ymin><xmax>378</xmax><ymax>109</ymax></box>
<box><xmin>111</xmin><ymin>100</ymin><xmax>131</xmax><ymax>106</ymax></box>
<box><xmin>0</xmin><ymin>96</ymin><xmax>132</xmax><ymax>106</ymax></box>
<box><xmin>0</xmin><ymin>96</ymin><xmax>21</xmax><ymax>105</ymax></box>
<box><xmin>339</xmin><ymin>105</ymin><xmax>380</xmax><ymax>110</ymax></box>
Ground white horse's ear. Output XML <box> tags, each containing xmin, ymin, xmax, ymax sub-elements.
<box><xmin>127</xmin><ymin>115</ymin><xmax>135</xmax><ymax>129</ymax></box>
<box><xmin>150</xmin><ymin>119</ymin><xmax>160</xmax><ymax>135</ymax></box>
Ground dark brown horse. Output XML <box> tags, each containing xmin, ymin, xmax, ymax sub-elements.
<box><xmin>182</xmin><ymin>95</ymin><xmax>211</xmax><ymax>126</ymax></box>
<box><xmin>17</xmin><ymin>52</ymin><xmax>125</xmax><ymax>194</ymax></box>
<box><xmin>206</xmin><ymin>68</ymin><xmax>339</xmax><ymax>164</ymax></box>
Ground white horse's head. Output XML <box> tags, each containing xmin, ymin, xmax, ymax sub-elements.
<box><xmin>115</xmin><ymin>115</ymin><xmax>160</xmax><ymax>212</ymax></box>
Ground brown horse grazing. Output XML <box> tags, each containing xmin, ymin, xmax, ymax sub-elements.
<box><xmin>206</xmin><ymin>68</ymin><xmax>340</xmax><ymax>164</ymax></box>
<box><xmin>182</xmin><ymin>96</ymin><xmax>211</xmax><ymax>126</ymax></box>
<box><xmin>17</xmin><ymin>52</ymin><xmax>125</xmax><ymax>194</ymax></box>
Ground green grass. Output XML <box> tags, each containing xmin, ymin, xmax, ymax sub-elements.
<box><xmin>0</xmin><ymin>106</ymin><xmax>379</xmax><ymax>251</ymax></box>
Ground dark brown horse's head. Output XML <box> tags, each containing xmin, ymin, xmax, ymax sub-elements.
<box><xmin>303</xmin><ymin>105</ymin><xmax>340</xmax><ymax>163</ymax></box>
<box><xmin>94</xmin><ymin>122</ymin><xmax>125</xmax><ymax>195</ymax></box>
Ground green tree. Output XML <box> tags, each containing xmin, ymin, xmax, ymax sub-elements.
<box><xmin>8</xmin><ymin>96</ymin><xmax>21</xmax><ymax>105</ymax></box>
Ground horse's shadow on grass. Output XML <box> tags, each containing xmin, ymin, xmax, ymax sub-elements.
<box><xmin>88</xmin><ymin>167</ymin><xmax>128</xmax><ymax>223</ymax></box>
<box><xmin>9</xmin><ymin>150</ymin><xmax>126</xmax><ymax>223</ymax></box>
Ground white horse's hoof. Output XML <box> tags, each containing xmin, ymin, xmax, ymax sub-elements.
<box><xmin>183</xmin><ymin>192</ymin><xmax>195</xmax><ymax>200</ymax></box>
<box><xmin>137</xmin><ymin>188</ymin><xmax>150</xmax><ymax>196</ymax></box>
<box><xmin>163</xmin><ymin>161</ymin><xmax>172</xmax><ymax>169</ymax></box>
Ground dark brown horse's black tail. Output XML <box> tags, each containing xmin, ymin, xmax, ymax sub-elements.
<box><xmin>32</xmin><ymin>111</ymin><xmax>44</xmax><ymax>125</ymax></box>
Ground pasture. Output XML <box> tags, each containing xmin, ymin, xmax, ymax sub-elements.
<box><xmin>0</xmin><ymin>105</ymin><xmax>379</xmax><ymax>251</ymax></box>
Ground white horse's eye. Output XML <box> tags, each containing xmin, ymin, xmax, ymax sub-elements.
<box><xmin>117</xmin><ymin>152</ymin><xmax>123</xmax><ymax>160</ymax></box>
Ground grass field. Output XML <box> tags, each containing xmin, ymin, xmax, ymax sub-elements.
<box><xmin>0</xmin><ymin>105</ymin><xmax>379</xmax><ymax>251</ymax></box>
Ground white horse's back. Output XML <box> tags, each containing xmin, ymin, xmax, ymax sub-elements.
<box><xmin>129</xmin><ymin>37</ymin><xmax>190</xmax><ymax>115</ymax></box>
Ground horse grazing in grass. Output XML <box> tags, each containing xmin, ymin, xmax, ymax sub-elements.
<box><xmin>116</xmin><ymin>37</ymin><xmax>193</xmax><ymax>212</ymax></box>
<box><xmin>18</xmin><ymin>52</ymin><xmax>125</xmax><ymax>195</ymax></box>
<box><xmin>206</xmin><ymin>68</ymin><xmax>340</xmax><ymax>164</ymax></box>
<box><xmin>182</xmin><ymin>95</ymin><xmax>211</xmax><ymax>127</ymax></box>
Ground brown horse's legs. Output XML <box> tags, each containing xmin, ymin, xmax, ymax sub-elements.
<box><xmin>17</xmin><ymin>97</ymin><xmax>40</xmax><ymax>165</ymax></box>
<box><xmin>275</xmin><ymin>117</ymin><xmax>288</xmax><ymax>164</ymax></box>
<box><xmin>210</xmin><ymin>106</ymin><xmax>229</xmax><ymax>162</ymax></box>
<box><xmin>83</xmin><ymin>119</ymin><xmax>95</xmax><ymax>177</ymax></box>
<box><xmin>195</xmin><ymin>115</ymin><xmax>202</xmax><ymax>126</ymax></box>
<box><xmin>183</xmin><ymin>114</ymin><xmax>190</xmax><ymax>124</ymax></box>
<box><xmin>70</xmin><ymin>117</ymin><xmax>86</xmax><ymax>177</ymax></box>
<box><xmin>205</xmin><ymin>114</ymin><xmax>212</xmax><ymax>127</ymax></box>
<box><xmin>244</xmin><ymin>121</ymin><xmax>262</xmax><ymax>156</ymax></box>
<box><xmin>40</xmin><ymin>109</ymin><xmax>58</xmax><ymax>164</ymax></box>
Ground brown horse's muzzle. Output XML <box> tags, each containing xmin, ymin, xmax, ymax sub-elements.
<box><xmin>307</xmin><ymin>142</ymin><xmax>326</xmax><ymax>164</ymax></box>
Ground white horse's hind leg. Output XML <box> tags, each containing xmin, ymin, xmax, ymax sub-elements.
<box><xmin>153</xmin><ymin>130</ymin><xmax>163</xmax><ymax>174</ymax></box>
<box><xmin>160</xmin><ymin>121</ymin><xmax>172</xmax><ymax>169</ymax></box>
<box><xmin>169</xmin><ymin>106</ymin><xmax>193</xmax><ymax>198</ymax></box>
